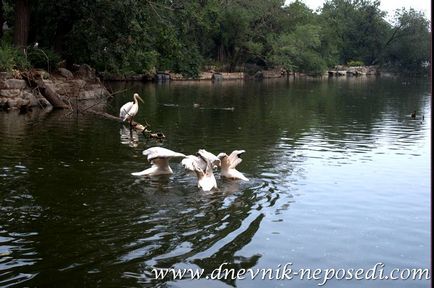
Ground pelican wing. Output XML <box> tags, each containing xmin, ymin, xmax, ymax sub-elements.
<box><xmin>181</xmin><ymin>156</ymin><xmax>195</xmax><ymax>171</ymax></box>
<box><xmin>195</xmin><ymin>152</ymin><xmax>218</xmax><ymax>190</ymax></box>
<box><xmin>181</xmin><ymin>155</ymin><xmax>205</xmax><ymax>171</ymax></box>
<box><xmin>120</xmin><ymin>101</ymin><xmax>134</xmax><ymax>119</ymax></box>
<box><xmin>131</xmin><ymin>168</ymin><xmax>152</xmax><ymax>176</ymax></box>
<box><xmin>204</xmin><ymin>157</ymin><xmax>214</xmax><ymax>176</ymax></box>
<box><xmin>128</xmin><ymin>103</ymin><xmax>139</xmax><ymax>118</ymax></box>
<box><xmin>228</xmin><ymin>150</ymin><xmax>245</xmax><ymax>168</ymax></box>
<box><xmin>192</xmin><ymin>161</ymin><xmax>205</xmax><ymax>178</ymax></box>
<box><xmin>143</xmin><ymin>147</ymin><xmax>185</xmax><ymax>162</ymax></box>
<box><xmin>198</xmin><ymin>149</ymin><xmax>220</xmax><ymax>167</ymax></box>
<box><xmin>216</xmin><ymin>152</ymin><xmax>230</xmax><ymax>169</ymax></box>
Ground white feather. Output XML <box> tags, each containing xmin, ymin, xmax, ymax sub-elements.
<box><xmin>119</xmin><ymin>93</ymin><xmax>143</xmax><ymax>122</ymax></box>
<box><xmin>131</xmin><ymin>147</ymin><xmax>185</xmax><ymax>176</ymax></box>
<box><xmin>218</xmin><ymin>150</ymin><xmax>249</xmax><ymax>181</ymax></box>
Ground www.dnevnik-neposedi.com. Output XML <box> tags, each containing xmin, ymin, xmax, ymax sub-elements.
<box><xmin>152</xmin><ymin>262</ymin><xmax>431</xmax><ymax>286</ymax></box>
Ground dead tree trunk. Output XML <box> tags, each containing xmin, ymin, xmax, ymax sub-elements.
<box><xmin>85</xmin><ymin>110</ymin><xmax>149</xmax><ymax>132</ymax></box>
<box><xmin>13</xmin><ymin>0</ymin><xmax>30</xmax><ymax>49</ymax></box>
<box><xmin>22</xmin><ymin>72</ymin><xmax>69</xmax><ymax>109</ymax></box>
<box><xmin>83</xmin><ymin>110</ymin><xmax>166</xmax><ymax>139</ymax></box>
<box><xmin>34</xmin><ymin>77</ymin><xmax>69</xmax><ymax>109</ymax></box>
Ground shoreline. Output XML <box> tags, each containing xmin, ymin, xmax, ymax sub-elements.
<box><xmin>0</xmin><ymin>64</ymin><xmax>428</xmax><ymax>111</ymax></box>
<box><xmin>98</xmin><ymin>66</ymin><xmax>383</xmax><ymax>82</ymax></box>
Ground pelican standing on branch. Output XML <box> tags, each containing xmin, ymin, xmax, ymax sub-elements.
<box><xmin>131</xmin><ymin>147</ymin><xmax>186</xmax><ymax>176</ymax></box>
<box><xmin>119</xmin><ymin>93</ymin><xmax>144</xmax><ymax>125</ymax></box>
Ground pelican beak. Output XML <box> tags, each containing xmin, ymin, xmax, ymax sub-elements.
<box><xmin>137</xmin><ymin>95</ymin><xmax>145</xmax><ymax>104</ymax></box>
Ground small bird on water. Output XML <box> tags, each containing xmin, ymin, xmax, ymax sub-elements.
<box><xmin>411</xmin><ymin>110</ymin><xmax>416</xmax><ymax>119</ymax></box>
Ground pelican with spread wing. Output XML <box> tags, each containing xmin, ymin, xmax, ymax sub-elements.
<box><xmin>181</xmin><ymin>149</ymin><xmax>220</xmax><ymax>172</ymax></box>
<box><xmin>217</xmin><ymin>150</ymin><xmax>249</xmax><ymax>181</ymax></box>
<box><xmin>131</xmin><ymin>147</ymin><xmax>186</xmax><ymax>176</ymax></box>
<box><xmin>192</xmin><ymin>150</ymin><xmax>218</xmax><ymax>191</ymax></box>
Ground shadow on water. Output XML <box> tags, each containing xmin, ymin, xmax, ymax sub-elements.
<box><xmin>0</xmin><ymin>77</ymin><xmax>431</xmax><ymax>287</ymax></box>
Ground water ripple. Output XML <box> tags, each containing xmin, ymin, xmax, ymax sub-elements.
<box><xmin>0</xmin><ymin>78</ymin><xmax>431</xmax><ymax>287</ymax></box>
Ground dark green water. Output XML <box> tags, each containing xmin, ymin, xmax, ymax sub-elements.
<box><xmin>0</xmin><ymin>77</ymin><xmax>431</xmax><ymax>287</ymax></box>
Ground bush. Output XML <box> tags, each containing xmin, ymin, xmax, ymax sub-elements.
<box><xmin>174</xmin><ymin>47</ymin><xmax>202</xmax><ymax>78</ymax></box>
<box><xmin>0</xmin><ymin>41</ymin><xmax>30</xmax><ymax>72</ymax></box>
<box><xmin>347</xmin><ymin>60</ymin><xmax>365</xmax><ymax>67</ymax></box>
<box><xmin>123</xmin><ymin>50</ymin><xmax>158</xmax><ymax>75</ymax></box>
<box><xmin>27</xmin><ymin>47</ymin><xmax>61</xmax><ymax>73</ymax></box>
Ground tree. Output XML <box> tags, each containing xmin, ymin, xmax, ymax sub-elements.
<box><xmin>269</xmin><ymin>24</ymin><xmax>326</xmax><ymax>74</ymax></box>
<box><xmin>0</xmin><ymin>0</ymin><xmax>4</xmax><ymax>39</ymax></box>
<box><xmin>320</xmin><ymin>0</ymin><xmax>388</xmax><ymax>65</ymax></box>
<box><xmin>13</xmin><ymin>0</ymin><xmax>30</xmax><ymax>48</ymax></box>
<box><xmin>281</xmin><ymin>0</ymin><xmax>317</xmax><ymax>30</ymax></box>
<box><xmin>1</xmin><ymin>0</ymin><xmax>430</xmax><ymax>75</ymax></box>
<box><xmin>383</xmin><ymin>8</ymin><xmax>431</xmax><ymax>73</ymax></box>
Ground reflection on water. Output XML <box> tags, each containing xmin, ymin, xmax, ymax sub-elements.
<box><xmin>0</xmin><ymin>77</ymin><xmax>431</xmax><ymax>287</ymax></box>
<box><xmin>120</xmin><ymin>125</ymin><xmax>139</xmax><ymax>147</ymax></box>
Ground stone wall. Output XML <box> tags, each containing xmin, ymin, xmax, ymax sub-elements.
<box><xmin>99</xmin><ymin>67</ymin><xmax>287</xmax><ymax>82</ymax></box>
<box><xmin>168</xmin><ymin>71</ymin><xmax>246</xmax><ymax>81</ymax></box>
<box><xmin>168</xmin><ymin>69</ymin><xmax>284</xmax><ymax>81</ymax></box>
<box><xmin>0</xmin><ymin>67</ymin><xmax>109</xmax><ymax>110</ymax></box>
<box><xmin>328</xmin><ymin>65</ymin><xmax>379</xmax><ymax>77</ymax></box>
<box><xmin>0</xmin><ymin>75</ymin><xmax>46</xmax><ymax>108</ymax></box>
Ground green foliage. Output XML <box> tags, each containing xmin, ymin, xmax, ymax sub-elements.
<box><xmin>269</xmin><ymin>24</ymin><xmax>327</xmax><ymax>74</ymax></box>
<box><xmin>27</xmin><ymin>47</ymin><xmax>61</xmax><ymax>72</ymax></box>
<box><xmin>282</xmin><ymin>0</ymin><xmax>317</xmax><ymax>28</ymax></box>
<box><xmin>1</xmin><ymin>0</ymin><xmax>430</xmax><ymax>75</ymax></box>
<box><xmin>1</xmin><ymin>0</ymin><xmax>14</xmax><ymax>26</ymax></box>
<box><xmin>347</xmin><ymin>60</ymin><xmax>365</xmax><ymax>66</ymax></box>
<box><xmin>320</xmin><ymin>0</ymin><xmax>389</xmax><ymax>65</ymax></box>
<box><xmin>0</xmin><ymin>41</ymin><xmax>29</xmax><ymax>71</ymax></box>
<box><xmin>383</xmin><ymin>8</ymin><xmax>431</xmax><ymax>73</ymax></box>
<box><xmin>174</xmin><ymin>46</ymin><xmax>203</xmax><ymax>78</ymax></box>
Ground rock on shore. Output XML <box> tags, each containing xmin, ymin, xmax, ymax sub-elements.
<box><xmin>0</xmin><ymin>65</ymin><xmax>109</xmax><ymax>110</ymax></box>
<box><xmin>328</xmin><ymin>65</ymin><xmax>379</xmax><ymax>76</ymax></box>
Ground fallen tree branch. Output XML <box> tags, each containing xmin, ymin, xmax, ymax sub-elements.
<box><xmin>85</xmin><ymin>109</ymin><xmax>166</xmax><ymax>140</ymax></box>
<box><xmin>21</xmin><ymin>70</ymin><xmax>69</xmax><ymax>109</ymax></box>
<box><xmin>20</xmin><ymin>69</ymin><xmax>166</xmax><ymax>140</ymax></box>
<box><xmin>86</xmin><ymin>109</ymin><xmax>147</xmax><ymax>131</ymax></box>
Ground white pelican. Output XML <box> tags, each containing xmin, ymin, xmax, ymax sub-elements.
<box><xmin>192</xmin><ymin>151</ymin><xmax>218</xmax><ymax>191</ymax></box>
<box><xmin>181</xmin><ymin>149</ymin><xmax>220</xmax><ymax>172</ymax></box>
<box><xmin>119</xmin><ymin>93</ymin><xmax>144</xmax><ymax>123</ymax></box>
<box><xmin>217</xmin><ymin>150</ymin><xmax>249</xmax><ymax>181</ymax></box>
<box><xmin>131</xmin><ymin>147</ymin><xmax>186</xmax><ymax>176</ymax></box>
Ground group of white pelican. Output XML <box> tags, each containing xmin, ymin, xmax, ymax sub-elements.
<box><xmin>119</xmin><ymin>93</ymin><xmax>249</xmax><ymax>191</ymax></box>
<box><xmin>131</xmin><ymin>147</ymin><xmax>249</xmax><ymax>191</ymax></box>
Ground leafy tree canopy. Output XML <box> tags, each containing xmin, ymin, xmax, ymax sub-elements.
<box><xmin>0</xmin><ymin>0</ymin><xmax>430</xmax><ymax>75</ymax></box>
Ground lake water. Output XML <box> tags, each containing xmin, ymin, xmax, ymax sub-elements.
<box><xmin>0</xmin><ymin>77</ymin><xmax>431</xmax><ymax>287</ymax></box>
